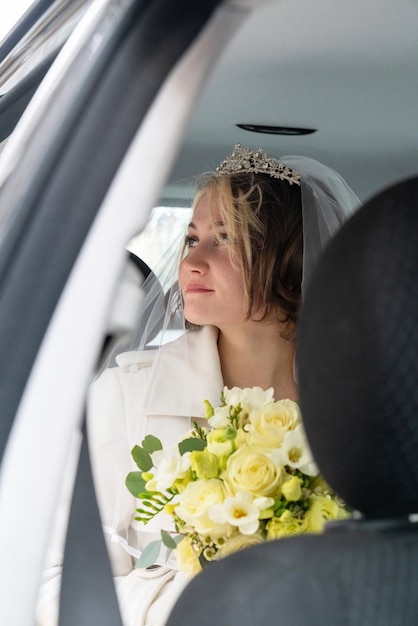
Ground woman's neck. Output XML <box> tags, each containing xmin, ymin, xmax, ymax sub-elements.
<box><xmin>217</xmin><ymin>321</ymin><xmax>298</xmax><ymax>401</ymax></box>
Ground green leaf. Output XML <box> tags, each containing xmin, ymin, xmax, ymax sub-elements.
<box><xmin>161</xmin><ymin>529</ymin><xmax>178</xmax><ymax>550</ymax></box>
<box><xmin>178</xmin><ymin>438</ymin><xmax>207</xmax><ymax>455</ymax></box>
<box><xmin>131</xmin><ymin>445</ymin><xmax>153</xmax><ymax>471</ymax></box>
<box><xmin>224</xmin><ymin>427</ymin><xmax>237</xmax><ymax>440</ymax></box>
<box><xmin>135</xmin><ymin>540</ymin><xmax>161</xmax><ymax>569</ymax></box>
<box><xmin>162</xmin><ymin>534</ymin><xmax>184</xmax><ymax>565</ymax></box>
<box><xmin>173</xmin><ymin>535</ymin><xmax>184</xmax><ymax>546</ymax></box>
<box><xmin>125</xmin><ymin>471</ymin><xmax>147</xmax><ymax>497</ymax></box>
<box><xmin>142</xmin><ymin>434</ymin><xmax>163</xmax><ymax>454</ymax></box>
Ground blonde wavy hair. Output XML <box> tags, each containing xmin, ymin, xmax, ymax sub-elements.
<box><xmin>184</xmin><ymin>171</ymin><xmax>303</xmax><ymax>340</ymax></box>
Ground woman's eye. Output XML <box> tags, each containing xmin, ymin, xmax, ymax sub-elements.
<box><xmin>185</xmin><ymin>235</ymin><xmax>198</xmax><ymax>248</ymax></box>
<box><xmin>215</xmin><ymin>233</ymin><xmax>230</xmax><ymax>246</ymax></box>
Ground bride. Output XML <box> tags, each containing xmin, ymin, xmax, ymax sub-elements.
<box><xmin>37</xmin><ymin>144</ymin><xmax>360</xmax><ymax>626</ymax></box>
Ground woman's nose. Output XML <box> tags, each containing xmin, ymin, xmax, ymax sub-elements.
<box><xmin>181</xmin><ymin>248</ymin><xmax>208</xmax><ymax>273</ymax></box>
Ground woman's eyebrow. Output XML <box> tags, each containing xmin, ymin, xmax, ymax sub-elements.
<box><xmin>187</xmin><ymin>220</ymin><xmax>225</xmax><ymax>229</ymax></box>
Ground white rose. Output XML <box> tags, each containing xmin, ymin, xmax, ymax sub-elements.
<box><xmin>175</xmin><ymin>478</ymin><xmax>230</xmax><ymax>537</ymax></box>
<box><xmin>225</xmin><ymin>445</ymin><xmax>283</xmax><ymax>497</ymax></box>
<box><xmin>214</xmin><ymin>531</ymin><xmax>265</xmax><ymax>560</ymax></box>
<box><xmin>248</xmin><ymin>399</ymin><xmax>301</xmax><ymax>449</ymax></box>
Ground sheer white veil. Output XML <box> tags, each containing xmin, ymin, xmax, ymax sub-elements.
<box><xmin>281</xmin><ymin>155</ymin><xmax>360</xmax><ymax>296</ymax></box>
<box><xmin>99</xmin><ymin>232</ymin><xmax>188</xmax><ymax>372</ymax></box>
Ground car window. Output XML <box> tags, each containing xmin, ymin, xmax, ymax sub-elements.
<box><xmin>127</xmin><ymin>205</ymin><xmax>191</xmax><ymax>272</ymax></box>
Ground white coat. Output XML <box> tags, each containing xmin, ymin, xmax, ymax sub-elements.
<box><xmin>87</xmin><ymin>325</ymin><xmax>223</xmax><ymax>626</ymax></box>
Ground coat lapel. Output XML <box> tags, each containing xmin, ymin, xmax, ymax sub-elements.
<box><xmin>143</xmin><ymin>326</ymin><xmax>223</xmax><ymax>417</ymax></box>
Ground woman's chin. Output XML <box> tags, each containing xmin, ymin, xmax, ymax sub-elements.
<box><xmin>183</xmin><ymin>306</ymin><xmax>209</xmax><ymax>327</ymax></box>
<box><xmin>185</xmin><ymin>314</ymin><xmax>207</xmax><ymax>327</ymax></box>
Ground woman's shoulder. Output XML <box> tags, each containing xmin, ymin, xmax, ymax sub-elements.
<box><xmin>113</xmin><ymin>334</ymin><xmax>187</xmax><ymax>375</ymax></box>
<box><xmin>113</xmin><ymin>326</ymin><xmax>217</xmax><ymax>375</ymax></box>
<box><xmin>115</xmin><ymin>348</ymin><xmax>158</xmax><ymax>373</ymax></box>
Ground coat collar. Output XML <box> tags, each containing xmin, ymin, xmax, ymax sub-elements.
<box><xmin>142</xmin><ymin>325</ymin><xmax>224</xmax><ymax>417</ymax></box>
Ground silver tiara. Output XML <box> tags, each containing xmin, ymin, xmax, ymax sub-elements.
<box><xmin>216</xmin><ymin>144</ymin><xmax>301</xmax><ymax>186</ymax></box>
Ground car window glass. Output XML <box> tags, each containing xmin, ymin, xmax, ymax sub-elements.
<box><xmin>127</xmin><ymin>205</ymin><xmax>191</xmax><ymax>271</ymax></box>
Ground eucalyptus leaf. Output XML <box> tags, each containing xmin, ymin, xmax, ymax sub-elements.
<box><xmin>161</xmin><ymin>529</ymin><xmax>178</xmax><ymax>550</ymax></box>
<box><xmin>163</xmin><ymin>534</ymin><xmax>184</xmax><ymax>565</ymax></box>
<box><xmin>174</xmin><ymin>535</ymin><xmax>184</xmax><ymax>546</ymax></box>
<box><xmin>125</xmin><ymin>471</ymin><xmax>147</xmax><ymax>497</ymax></box>
<box><xmin>178</xmin><ymin>438</ymin><xmax>207</xmax><ymax>455</ymax></box>
<box><xmin>131</xmin><ymin>445</ymin><xmax>153</xmax><ymax>471</ymax></box>
<box><xmin>135</xmin><ymin>540</ymin><xmax>161</xmax><ymax>569</ymax></box>
<box><xmin>142</xmin><ymin>434</ymin><xmax>163</xmax><ymax>454</ymax></box>
<box><xmin>165</xmin><ymin>547</ymin><xmax>174</xmax><ymax>563</ymax></box>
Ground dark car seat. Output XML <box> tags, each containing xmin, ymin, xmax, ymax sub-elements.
<box><xmin>166</xmin><ymin>175</ymin><xmax>418</xmax><ymax>626</ymax></box>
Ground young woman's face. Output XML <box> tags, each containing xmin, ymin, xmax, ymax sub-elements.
<box><xmin>179</xmin><ymin>193</ymin><xmax>248</xmax><ymax>328</ymax></box>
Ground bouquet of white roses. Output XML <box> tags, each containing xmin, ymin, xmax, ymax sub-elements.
<box><xmin>126</xmin><ymin>386</ymin><xmax>349</xmax><ymax>577</ymax></box>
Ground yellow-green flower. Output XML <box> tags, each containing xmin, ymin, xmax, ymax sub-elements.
<box><xmin>190</xmin><ymin>449</ymin><xmax>220</xmax><ymax>480</ymax></box>
<box><xmin>266</xmin><ymin>510</ymin><xmax>307</xmax><ymax>539</ymax></box>
<box><xmin>281</xmin><ymin>474</ymin><xmax>303</xmax><ymax>501</ymax></box>
<box><xmin>174</xmin><ymin>537</ymin><xmax>202</xmax><ymax>579</ymax></box>
<box><xmin>206</xmin><ymin>428</ymin><xmax>236</xmax><ymax>458</ymax></box>
<box><xmin>306</xmin><ymin>495</ymin><xmax>349</xmax><ymax>533</ymax></box>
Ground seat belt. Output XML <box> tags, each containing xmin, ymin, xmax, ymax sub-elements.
<box><xmin>59</xmin><ymin>418</ymin><xmax>123</xmax><ymax>626</ymax></box>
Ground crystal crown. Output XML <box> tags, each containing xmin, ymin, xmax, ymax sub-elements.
<box><xmin>216</xmin><ymin>144</ymin><xmax>300</xmax><ymax>186</ymax></box>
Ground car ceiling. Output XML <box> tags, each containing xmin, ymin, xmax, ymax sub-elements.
<box><xmin>163</xmin><ymin>0</ymin><xmax>418</xmax><ymax>204</ymax></box>
<box><xmin>0</xmin><ymin>0</ymin><xmax>417</xmax><ymax>206</ymax></box>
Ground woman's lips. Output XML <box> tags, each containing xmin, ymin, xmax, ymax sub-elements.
<box><xmin>185</xmin><ymin>283</ymin><xmax>213</xmax><ymax>293</ymax></box>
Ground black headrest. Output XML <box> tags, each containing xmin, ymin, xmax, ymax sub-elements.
<box><xmin>297</xmin><ymin>176</ymin><xmax>418</xmax><ymax>518</ymax></box>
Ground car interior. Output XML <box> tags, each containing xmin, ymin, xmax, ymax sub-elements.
<box><xmin>0</xmin><ymin>0</ymin><xmax>417</xmax><ymax>624</ymax></box>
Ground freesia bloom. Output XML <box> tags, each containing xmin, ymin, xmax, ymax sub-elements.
<box><xmin>146</xmin><ymin>446</ymin><xmax>191</xmax><ymax>492</ymax></box>
<box><xmin>225</xmin><ymin>445</ymin><xmax>283</xmax><ymax>497</ymax></box>
<box><xmin>175</xmin><ymin>478</ymin><xmax>230</xmax><ymax>537</ymax></box>
<box><xmin>208</xmin><ymin>386</ymin><xmax>275</xmax><ymax>429</ymax></box>
<box><xmin>248</xmin><ymin>399</ymin><xmax>301</xmax><ymax>449</ymax></box>
<box><xmin>209</xmin><ymin>491</ymin><xmax>274</xmax><ymax>535</ymax></box>
<box><xmin>225</xmin><ymin>386</ymin><xmax>274</xmax><ymax>411</ymax></box>
<box><xmin>208</xmin><ymin>405</ymin><xmax>231</xmax><ymax>428</ymax></box>
<box><xmin>271</xmin><ymin>424</ymin><xmax>319</xmax><ymax>477</ymax></box>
